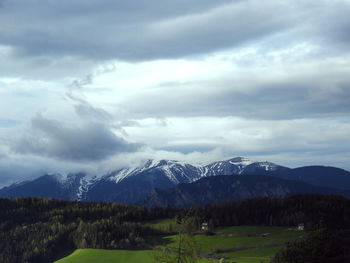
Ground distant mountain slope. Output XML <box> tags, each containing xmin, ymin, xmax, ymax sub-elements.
<box><xmin>270</xmin><ymin>166</ymin><xmax>350</xmax><ymax>190</ymax></box>
<box><xmin>242</xmin><ymin>161</ymin><xmax>290</xmax><ymax>175</ymax></box>
<box><xmin>0</xmin><ymin>173</ymin><xmax>85</xmax><ymax>199</ymax></box>
<box><xmin>139</xmin><ymin>175</ymin><xmax>350</xmax><ymax>208</ymax></box>
<box><xmin>0</xmin><ymin>157</ymin><xmax>349</xmax><ymax>204</ymax></box>
<box><xmin>86</xmin><ymin>167</ymin><xmax>180</xmax><ymax>203</ymax></box>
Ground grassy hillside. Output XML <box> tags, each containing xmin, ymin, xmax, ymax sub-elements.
<box><xmin>55</xmin><ymin>249</ymin><xmax>154</xmax><ymax>263</ymax></box>
<box><xmin>56</xmin><ymin>224</ymin><xmax>305</xmax><ymax>263</ymax></box>
<box><xmin>221</xmin><ymin>246</ymin><xmax>284</xmax><ymax>263</ymax></box>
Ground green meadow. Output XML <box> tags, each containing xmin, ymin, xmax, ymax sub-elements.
<box><xmin>55</xmin><ymin>249</ymin><xmax>154</xmax><ymax>263</ymax></box>
<box><xmin>56</xmin><ymin>220</ymin><xmax>306</xmax><ymax>263</ymax></box>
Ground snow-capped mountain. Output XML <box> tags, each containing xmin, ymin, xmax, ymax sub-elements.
<box><xmin>0</xmin><ymin>157</ymin><xmax>284</xmax><ymax>203</ymax></box>
<box><xmin>83</xmin><ymin>157</ymin><xmax>285</xmax><ymax>203</ymax></box>
<box><xmin>2</xmin><ymin>156</ymin><xmax>348</xmax><ymax>204</ymax></box>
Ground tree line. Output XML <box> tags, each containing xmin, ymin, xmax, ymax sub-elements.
<box><xmin>201</xmin><ymin>194</ymin><xmax>350</xmax><ymax>230</ymax></box>
<box><xmin>0</xmin><ymin>197</ymin><xmax>176</xmax><ymax>263</ymax></box>
<box><xmin>0</xmin><ymin>194</ymin><xmax>349</xmax><ymax>262</ymax></box>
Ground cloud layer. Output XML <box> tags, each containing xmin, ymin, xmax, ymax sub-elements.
<box><xmin>0</xmin><ymin>0</ymin><xmax>349</xmax><ymax>185</ymax></box>
<box><xmin>1</xmin><ymin>0</ymin><xmax>350</xmax><ymax>64</ymax></box>
<box><xmin>13</xmin><ymin>115</ymin><xmax>141</xmax><ymax>162</ymax></box>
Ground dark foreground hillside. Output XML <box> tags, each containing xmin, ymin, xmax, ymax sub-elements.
<box><xmin>0</xmin><ymin>194</ymin><xmax>349</xmax><ymax>263</ymax></box>
<box><xmin>0</xmin><ymin>198</ymin><xmax>176</xmax><ymax>263</ymax></box>
<box><xmin>271</xmin><ymin>228</ymin><xmax>350</xmax><ymax>263</ymax></box>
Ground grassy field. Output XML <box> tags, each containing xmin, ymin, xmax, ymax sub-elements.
<box><xmin>56</xmin><ymin>221</ymin><xmax>305</xmax><ymax>263</ymax></box>
<box><xmin>55</xmin><ymin>249</ymin><xmax>154</xmax><ymax>263</ymax></box>
<box><xmin>214</xmin><ymin>226</ymin><xmax>292</xmax><ymax>235</ymax></box>
<box><xmin>217</xmin><ymin>246</ymin><xmax>284</xmax><ymax>263</ymax></box>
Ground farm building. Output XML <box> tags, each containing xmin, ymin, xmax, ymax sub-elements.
<box><xmin>201</xmin><ymin>222</ymin><xmax>208</xmax><ymax>231</ymax></box>
<box><xmin>297</xmin><ymin>223</ymin><xmax>304</xmax><ymax>231</ymax></box>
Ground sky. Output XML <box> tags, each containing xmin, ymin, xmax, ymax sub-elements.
<box><xmin>1</xmin><ymin>0</ymin><xmax>350</xmax><ymax>186</ymax></box>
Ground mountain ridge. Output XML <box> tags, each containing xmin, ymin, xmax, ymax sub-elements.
<box><xmin>139</xmin><ymin>174</ymin><xmax>350</xmax><ymax>208</ymax></box>
<box><xmin>0</xmin><ymin>157</ymin><xmax>349</xmax><ymax>204</ymax></box>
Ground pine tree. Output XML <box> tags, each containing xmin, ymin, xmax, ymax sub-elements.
<box><xmin>153</xmin><ymin>212</ymin><xmax>200</xmax><ymax>263</ymax></box>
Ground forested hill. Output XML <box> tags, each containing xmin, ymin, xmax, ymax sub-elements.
<box><xmin>1</xmin><ymin>194</ymin><xmax>350</xmax><ymax>263</ymax></box>
<box><xmin>140</xmin><ymin>174</ymin><xmax>350</xmax><ymax>208</ymax></box>
<box><xmin>0</xmin><ymin>198</ymin><xmax>176</xmax><ymax>263</ymax></box>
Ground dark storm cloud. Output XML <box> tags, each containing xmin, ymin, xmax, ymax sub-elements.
<box><xmin>13</xmin><ymin>115</ymin><xmax>141</xmax><ymax>161</ymax></box>
<box><xmin>0</xmin><ymin>0</ymin><xmax>307</xmax><ymax>61</ymax></box>
<box><xmin>65</xmin><ymin>92</ymin><xmax>113</xmax><ymax>122</ymax></box>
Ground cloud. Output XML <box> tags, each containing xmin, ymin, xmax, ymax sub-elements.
<box><xmin>73</xmin><ymin>103</ymin><xmax>112</xmax><ymax>122</ymax></box>
<box><xmin>303</xmin><ymin>1</ymin><xmax>350</xmax><ymax>53</ymax></box>
<box><xmin>0</xmin><ymin>150</ymin><xmax>98</xmax><ymax>187</ymax></box>
<box><xmin>0</xmin><ymin>0</ymin><xmax>350</xmax><ymax>186</ymax></box>
<box><xmin>65</xmin><ymin>93</ymin><xmax>113</xmax><ymax>123</ymax></box>
<box><xmin>102</xmin><ymin>114</ymin><xmax>350</xmax><ymax>171</ymax></box>
<box><xmin>13</xmin><ymin>115</ymin><xmax>141</xmax><ymax>162</ymax></box>
<box><xmin>106</xmin><ymin>53</ymin><xmax>350</xmax><ymax>120</ymax></box>
<box><xmin>0</xmin><ymin>0</ymin><xmax>323</xmax><ymax>62</ymax></box>
<box><xmin>1</xmin><ymin>0</ymin><xmax>349</xmax><ymax>80</ymax></box>
<box><xmin>0</xmin><ymin>0</ymin><xmax>220</xmax><ymax>61</ymax></box>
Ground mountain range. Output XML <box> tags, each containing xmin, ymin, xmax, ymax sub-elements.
<box><xmin>0</xmin><ymin>157</ymin><xmax>349</xmax><ymax>206</ymax></box>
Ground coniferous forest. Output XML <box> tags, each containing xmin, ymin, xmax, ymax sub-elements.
<box><xmin>0</xmin><ymin>194</ymin><xmax>350</xmax><ymax>263</ymax></box>
<box><xmin>270</xmin><ymin>228</ymin><xmax>350</xmax><ymax>263</ymax></box>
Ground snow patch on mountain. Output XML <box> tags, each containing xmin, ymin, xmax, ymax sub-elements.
<box><xmin>76</xmin><ymin>175</ymin><xmax>100</xmax><ymax>201</ymax></box>
<box><xmin>229</xmin><ymin>157</ymin><xmax>253</xmax><ymax>173</ymax></box>
<box><xmin>256</xmin><ymin>162</ymin><xmax>278</xmax><ymax>171</ymax></box>
<box><xmin>161</xmin><ymin>165</ymin><xmax>180</xmax><ymax>184</ymax></box>
<box><xmin>48</xmin><ymin>173</ymin><xmax>82</xmax><ymax>188</ymax></box>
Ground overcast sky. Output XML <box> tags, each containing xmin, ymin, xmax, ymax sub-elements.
<box><xmin>1</xmin><ymin>0</ymin><xmax>350</xmax><ymax>186</ymax></box>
